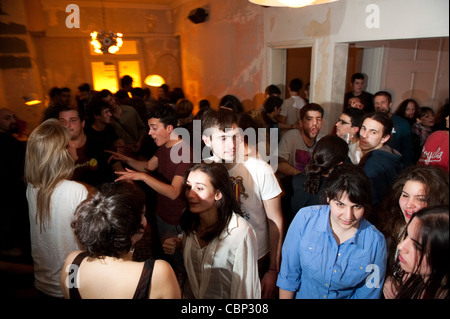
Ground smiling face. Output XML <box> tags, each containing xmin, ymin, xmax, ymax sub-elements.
<box><xmin>399</xmin><ymin>180</ymin><xmax>428</xmax><ymax>223</ymax></box>
<box><xmin>185</xmin><ymin>170</ymin><xmax>222</xmax><ymax>215</ymax></box>
<box><xmin>328</xmin><ymin>191</ymin><xmax>365</xmax><ymax>234</ymax></box>
<box><xmin>374</xmin><ymin>95</ymin><xmax>392</xmax><ymax>114</ymax></box>
<box><xmin>397</xmin><ymin>217</ymin><xmax>430</xmax><ymax>276</ymax></box>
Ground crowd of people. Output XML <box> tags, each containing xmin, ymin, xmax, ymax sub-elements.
<box><xmin>0</xmin><ymin>73</ymin><xmax>448</xmax><ymax>300</ymax></box>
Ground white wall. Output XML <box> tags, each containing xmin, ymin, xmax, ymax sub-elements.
<box><xmin>261</xmin><ymin>0</ymin><xmax>449</xmax><ymax>133</ymax></box>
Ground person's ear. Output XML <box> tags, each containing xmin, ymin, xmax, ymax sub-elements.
<box><xmin>202</xmin><ymin>135</ymin><xmax>212</xmax><ymax>148</ymax></box>
<box><xmin>381</xmin><ymin>134</ymin><xmax>391</xmax><ymax>145</ymax></box>
<box><xmin>215</xmin><ymin>191</ymin><xmax>223</xmax><ymax>201</ymax></box>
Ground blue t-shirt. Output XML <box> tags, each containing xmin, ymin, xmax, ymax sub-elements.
<box><xmin>277</xmin><ymin>205</ymin><xmax>387</xmax><ymax>299</ymax></box>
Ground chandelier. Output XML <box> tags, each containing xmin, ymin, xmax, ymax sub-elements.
<box><xmin>90</xmin><ymin>30</ymin><xmax>123</xmax><ymax>54</ymax></box>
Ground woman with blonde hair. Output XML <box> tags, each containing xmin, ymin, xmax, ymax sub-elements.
<box><xmin>25</xmin><ymin>118</ymin><xmax>89</xmax><ymax>298</ymax></box>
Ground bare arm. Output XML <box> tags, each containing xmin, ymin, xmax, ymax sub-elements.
<box><xmin>279</xmin><ymin>288</ymin><xmax>295</xmax><ymax>299</ymax></box>
<box><xmin>115</xmin><ymin>168</ymin><xmax>184</xmax><ymax>201</ymax></box>
<box><xmin>260</xmin><ymin>194</ymin><xmax>284</xmax><ymax>299</ymax></box>
<box><xmin>149</xmin><ymin>260</ymin><xmax>181</xmax><ymax>299</ymax></box>
<box><xmin>106</xmin><ymin>150</ymin><xmax>153</xmax><ymax>172</ymax></box>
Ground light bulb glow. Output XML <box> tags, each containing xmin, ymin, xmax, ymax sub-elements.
<box><xmin>279</xmin><ymin>0</ymin><xmax>315</xmax><ymax>7</ymax></box>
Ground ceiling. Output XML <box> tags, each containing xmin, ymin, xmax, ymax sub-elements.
<box><xmin>102</xmin><ymin>0</ymin><xmax>181</xmax><ymax>6</ymax></box>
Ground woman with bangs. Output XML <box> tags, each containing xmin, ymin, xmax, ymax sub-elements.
<box><xmin>277</xmin><ymin>164</ymin><xmax>387</xmax><ymax>299</ymax></box>
<box><xmin>384</xmin><ymin>205</ymin><xmax>449</xmax><ymax>299</ymax></box>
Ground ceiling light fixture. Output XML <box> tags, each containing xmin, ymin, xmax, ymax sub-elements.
<box><xmin>23</xmin><ymin>93</ymin><xmax>42</xmax><ymax>106</ymax></box>
<box><xmin>249</xmin><ymin>0</ymin><xmax>337</xmax><ymax>8</ymax></box>
<box><xmin>144</xmin><ymin>74</ymin><xmax>165</xmax><ymax>87</ymax></box>
<box><xmin>90</xmin><ymin>30</ymin><xmax>123</xmax><ymax>54</ymax></box>
<box><xmin>90</xmin><ymin>1</ymin><xmax>123</xmax><ymax>54</ymax></box>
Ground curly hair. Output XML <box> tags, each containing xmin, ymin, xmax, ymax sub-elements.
<box><xmin>378</xmin><ymin>165</ymin><xmax>449</xmax><ymax>242</ymax></box>
<box><xmin>304</xmin><ymin>135</ymin><xmax>349</xmax><ymax>195</ymax></box>
<box><xmin>71</xmin><ymin>181</ymin><xmax>146</xmax><ymax>259</ymax></box>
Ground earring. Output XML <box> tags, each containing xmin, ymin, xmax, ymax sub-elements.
<box><xmin>130</xmin><ymin>244</ymin><xmax>135</xmax><ymax>255</ymax></box>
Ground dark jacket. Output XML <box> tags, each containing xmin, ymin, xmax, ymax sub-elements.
<box><xmin>360</xmin><ymin>145</ymin><xmax>403</xmax><ymax>206</ymax></box>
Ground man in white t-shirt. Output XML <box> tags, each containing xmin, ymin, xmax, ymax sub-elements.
<box><xmin>201</xmin><ymin>109</ymin><xmax>284</xmax><ymax>299</ymax></box>
<box><xmin>278</xmin><ymin>78</ymin><xmax>306</xmax><ymax>135</ymax></box>
<box><xmin>277</xmin><ymin>103</ymin><xmax>324</xmax><ymax>176</ymax></box>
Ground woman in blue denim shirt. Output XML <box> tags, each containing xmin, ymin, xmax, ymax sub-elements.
<box><xmin>277</xmin><ymin>164</ymin><xmax>387</xmax><ymax>299</ymax></box>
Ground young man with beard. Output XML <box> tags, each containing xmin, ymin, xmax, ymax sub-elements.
<box><xmin>277</xmin><ymin>103</ymin><xmax>324</xmax><ymax>176</ymax></box>
<box><xmin>358</xmin><ymin>112</ymin><xmax>403</xmax><ymax>207</ymax></box>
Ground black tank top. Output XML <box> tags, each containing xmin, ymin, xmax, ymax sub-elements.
<box><xmin>68</xmin><ymin>252</ymin><xmax>155</xmax><ymax>299</ymax></box>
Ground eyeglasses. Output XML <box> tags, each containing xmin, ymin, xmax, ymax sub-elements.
<box><xmin>336</xmin><ymin>119</ymin><xmax>351</xmax><ymax>125</ymax></box>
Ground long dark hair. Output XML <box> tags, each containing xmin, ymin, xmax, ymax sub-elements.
<box><xmin>378</xmin><ymin>165</ymin><xmax>449</xmax><ymax>242</ymax></box>
<box><xmin>393</xmin><ymin>205</ymin><xmax>449</xmax><ymax>299</ymax></box>
<box><xmin>179</xmin><ymin>162</ymin><xmax>243</xmax><ymax>243</ymax></box>
<box><xmin>303</xmin><ymin>135</ymin><xmax>348</xmax><ymax>195</ymax></box>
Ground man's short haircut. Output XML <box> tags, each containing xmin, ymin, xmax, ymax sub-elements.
<box><xmin>147</xmin><ymin>104</ymin><xmax>178</xmax><ymax>128</ymax></box>
<box><xmin>351</xmin><ymin>73</ymin><xmax>365</xmax><ymax>83</ymax></box>
<box><xmin>374</xmin><ymin>90</ymin><xmax>392</xmax><ymax>103</ymax></box>
<box><xmin>363</xmin><ymin>112</ymin><xmax>393</xmax><ymax>138</ymax></box>
<box><xmin>98</xmin><ymin>89</ymin><xmax>113</xmax><ymax>99</ymax></box>
<box><xmin>201</xmin><ymin>109</ymin><xmax>238</xmax><ymax>138</ymax></box>
<box><xmin>77</xmin><ymin>83</ymin><xmax>91</xmax><ymax>92</ymax></box>
<box><xmin>121</xmin><ymin>75</ymin><xmax>133</xmax><ymax>88</ymax></box>
<box><xmin>49</xmin><ymin>86</ymin><xmax>61</xmax><ymax>98</ymax></box>
<box><xmin>265</xmin><ymin>84</ymin><xmax>281</xmax><ymax>96</ymax></box>
<box><xmin>58</xmin><ymin>106</ymin><xmax>80</xmax><ymax>119</ymax></box>
<box><xmin>300</xmin><ymin>103</ymin><xmax>324</xmax><ymax>120</ymax></box>
<box><xmin>87</xmin><ymin>97</ymin><xmax>110</xmax><ymax>121</ymax></box>
<box><xmin>263</xmin><ymin>96</ymin><xmax>283</xmax><ymax>114</ymax></box>
<box><xmin>343</xmin><ymin>107</ymin><xmax>365</xmax><ymax>129</ymax></box>
<box><xmin>289</xmin><ymin>78</ymin><xmax>303</xmax><ymax>92</ymax></box>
